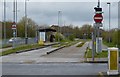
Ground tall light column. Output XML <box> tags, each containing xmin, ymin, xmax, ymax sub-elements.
<box><xmin>15</xmin><ymin>0</ymin><xmax>17</xmax><ymax>37</ymax></box>
<box><xmin>58</xmin><ymin>11</ymin><xmax>60</xmax><ymax>42</ymax></box>
<box><xmin>3</xmin><ymin>0</ymin><xmax>6</xmax><ymax>44</ymax></box>
<box><xmin>107</xmin><ymin>2</ymin><xmax>111</xmax><ymax>43</ymax></box>
<box><xmin>58</xmin><ymin>11</ymin><xmax>62</xmax><ymax>42</ymax></box>
<box><xmin>13</xmin><ymin>0</ymin><xmax>16</xmax><ymax>48</ymax></box>
<box><xmin>25</xmin><ymin>0</ymin><xmax>28</xmax><ymax>44</ymax></box>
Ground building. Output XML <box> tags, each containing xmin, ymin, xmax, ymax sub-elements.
<box><xmin>38</xmin><ymin>27</ymin><xmax>56</xmax><ymax>42</ymax></box>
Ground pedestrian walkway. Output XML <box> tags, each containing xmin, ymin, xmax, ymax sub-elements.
<box><xmin>1</xmin><ymin>42</ymin><xmax>88</xmax><ymax>63</ymax></box>
<box><xmin>41</xmin><ymin>42</ymin><xmax>89</xmax><ymax>63</ymax></box>
<box><xmin>1</xmin><ymin>46</ymin><xmax>58</xmax><ymax>63</ymax></box>
<box><xmin>0</xmin><ymin>47</ymin><xmax>12</xmax><ymax>53</ymax></box>
<box><xmin>0</xmin><ymin>42</ymin><xmax>58</xmax><ymax>53</ymax></box>
<box><xmin>89</xmin><ymin>41</ymin><xmax>108</xmax><ymax>50</ymax></box>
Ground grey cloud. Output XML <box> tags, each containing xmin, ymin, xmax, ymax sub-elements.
<box><xmin>0</xmin><ymin>2</ymin><xmax>118</xmax><ymax>28</ymax></box>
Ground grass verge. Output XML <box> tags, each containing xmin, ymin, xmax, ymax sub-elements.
<box><xmin>52</xmin><ymin>40</ymin><xmax>79</xmax><ymax>48</ymax></box>
<box><xmin>76</xmin><ymin>42</ymin><xmax>85</xmax><ymax>47</ymax></box>
<box><xmin>85</xmin><ymin>48</ymin><xmax>120</xmax><ymax>58</ymax></box>
<box><xmin>0</xmin><ymin>44</ymin><xmax>43</xmax><ymax>56</ymax></box>
<box><xmin>85</xmin><ymin>49</ymin><xmax>108</xmax><ymax>58</ymax></box>
<box><xmin>2</xmin><ymin>44</ymin><xmax>12</xmax><ymax>48</ymax></box>
<box><xmin>103</xmin><ymin>41</ymin><xmax>116</xmax><ymax>47</ymax></box>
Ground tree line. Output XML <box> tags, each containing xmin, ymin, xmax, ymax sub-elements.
<box><xmin>1</xmin><ymin>17</ymin><xmax>119</xmax><ymax>48</ymax></box>
<box><xmin>2</xmin><ymin>17</ymin><xmax>37</xmax><ymax>39</ymax></box>
<box><xmin>53</xmin><ymin>24</ymin><xmax>120</xmax><ymax>48</ymax></box>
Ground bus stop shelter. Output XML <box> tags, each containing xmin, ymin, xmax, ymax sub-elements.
<box><xmin>38</xmin><ymin>28</ymin><xmax>56</xmax><ymax>42</ymax></box>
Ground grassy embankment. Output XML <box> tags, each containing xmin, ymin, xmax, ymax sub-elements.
<box><xmin>52</xmin><ymin>38</ymin><xmax>88</xmax><ymax>48</ymax></box>
<box><xmin>85</xmin><ymin>48</ymin><xmax>120</xmax><ymax>58</ymax></box>
<box><xmin>85</xmin><ymin>40</ymin><xmax>120</xmax><ymax>58</ymax></box>
<box><xmin>103</xmin><ymin>41</ymin><xmax>117</xmax><ymax>47</ymax></box>
<box><xmin>76</xmin><ymin>42</ymin><xmax>85</xmax><ymax>47</ymax></box>
<box><xmin>0</xmin><ymin>44</ymin><xmax>43</xmax><ymax>56</ymax></box>
<box><xmin>52</xmin><ymin>40</ymin><xmax>79</xmax><ymax>48</ymax></box>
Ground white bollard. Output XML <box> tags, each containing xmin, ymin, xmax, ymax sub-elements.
<box><xmin>107</xmin><ymin>47</ymin><xmax>119</xmax><ymax>75</ymax></box>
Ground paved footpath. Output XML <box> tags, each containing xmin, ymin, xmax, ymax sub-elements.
<box><xmin>1</xmin><ymin>46</ymin><xmax>57</xmax><ymax>63</ymax></box>
<box><xmin>41</xmin><ymin>42</ymin><xmax>89</xmax><ymax>62</ymax></box>
<box><xmin>1</xmin><ymin>42</ymin><xmax>89</xmax><ymax>63</ymax></box>
<box><xmin>89</xmin><ymin>41</ymin><xmax>108</xmax><ymax>50</ymax></box>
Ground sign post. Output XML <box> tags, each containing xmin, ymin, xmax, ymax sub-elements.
<box><xmin>94</xmin><ymin>9</ymin><xmax>103</xmax><ymax>53</ymax></box>
<box><xmin>93</xmin><ymin>1</ymin><xmax>103</xmax><ymax>61</ymax></box>
<box><xmin>107</xmin><ymin>47</ymin><xmax>119</xmax><ymax>75</ymax></box>
<box><xmin>12</xmin><ymin>22</ymin><xmax>16</xmax><ymax>48</ymax></box>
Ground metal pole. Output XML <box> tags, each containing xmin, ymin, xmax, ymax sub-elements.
<box><xmin>97</xmin><ymin>0</ymin><xmax>100</xmax><ymax>53</ymax></box>
<box><xmin>60</xmin><ymin>11</ymin><xmax>62</xmax><ymax>34</ymax></box>
<box><xmin>13</xmin><ymin>0</ymin><xmax>16</xmax><ymax>48</ymax></box>
<box><xmin>15</xmin><ymin>0</ymin><xmax>17</xmax><ymax>37</ymax></box>
<box><xmin>109</xmin><ymin>3</ymin><xmax>111</xmax><ymax>43</ymax></box>
<box><xmin>58</xmin><ymin>11</ymin><xmax>60</xmax><ymax>42</ymax></box>
<box><xmin>92</xmin><ymin>24</ymin><xmax>97</xmax><ymax>61</ymax></box>
<box><xmin>107</xmin><ymin>2</ymin><xmax>111</xmax><ymax>43</ymax></box>
<box><xmin>25</xmin><ymin>0</ymin><xmax>28</xmax><ymax>44</ymax></box>
<box><xmin>36</xmin><ymin>25</ymin><xmax>38</xmax><ymax>43</ymax></box>
<box><xmin>3</xmin><ymin>0</ymin><xmax>6</xmax><ymax>45</ymax></box>
<box><xmin>98</xmin><ymin>0</ymin><xmax>100</xmax><ymax>8</ymax></box>
<box><xmin>92</xmin><ymin>32</ymin><xmax>94</xmax><ymax>61</ymax></box>
<box><xmin>64</xmin><ymin>20</ymin><xmax>65</xmax><ymax>36</ymax></box>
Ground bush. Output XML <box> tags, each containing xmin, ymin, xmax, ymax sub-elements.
<box><xmin>55</xmin><ymin>32</ymin><xmax>64</xmax><ymax>42</ymax></box>
<box><xmin>68</xmin><ymin>34</ymin><xmax>75</xmax><ymax>41</ymax></box>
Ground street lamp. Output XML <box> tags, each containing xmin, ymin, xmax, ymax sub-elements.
<box><xmin>58</xmin><ymin>11</ymin><xmax>61</xmax><ymax>42</ymax></box>
<box><xmin>15</xmin><ymin>0</ymin><xmax>18</xmax><ymax>37</ymax></box>
<box><xmin>12</xmin><ymin>0</ymin><xmax>16</xmax><ymax>48</ymax></box>
<box><xmin>107</xmin><ymin>2</ymin><xmax>111</xmax><ymax>43</ymax></box>
<box><xmin>3</xmin><ymin>0</ymin><xmax>6</xmax><ymax>44</ymax></box>
<box><xmin>25</xmin><ymin>0</ymin><xmax>29</xmax><ymax>44</ymax></box>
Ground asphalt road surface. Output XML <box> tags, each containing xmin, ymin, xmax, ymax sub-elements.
<box><xmin>2</xmin><ymin>63</ymin><xmax>111</xmax><ymax>75</ymax></box>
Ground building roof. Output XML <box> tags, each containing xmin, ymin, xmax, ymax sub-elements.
<box><xmin>38</xmin><ymin>28</ymin><xmax>56</xmax><ymax>32</ymax></box>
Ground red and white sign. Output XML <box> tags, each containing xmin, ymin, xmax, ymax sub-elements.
<box><xmin>12</xmin><ymin>22</ymin><xmax>16</xmax><ymax>30</ymax></box>
<box><xmin>94</xmin><ymin>14</ymin><xmax>103</xmax><ymax>23</ymax></box>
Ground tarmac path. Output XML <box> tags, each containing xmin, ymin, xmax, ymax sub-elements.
<box><xmin>1</xmin><ymin>42</ymin><xmax>89</xmax><ymax>63</ymax></box>
<box><xmin>42</xmin><ymin>42</ymin><xmax>89</xmax><ymax>62</ymax></box>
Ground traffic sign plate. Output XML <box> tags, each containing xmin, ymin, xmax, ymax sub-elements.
<box><xmin>12</xmin><ymin>24</ymin><xmax>16</xmax><ymax>29</ymax></box>
<box><xmin>12</xmin><ymin>22</ymin><xmax>16</xmax><ymax>29</ymax></box>
<box><xmin>94</xmin><ymin>14</ymin><xmax>103</xmax><ymax>23</ymax></box>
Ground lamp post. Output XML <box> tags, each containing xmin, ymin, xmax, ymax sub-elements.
<box><xmin>107</xmin><ymin>2</ymin><xmax>111</xmax><ymax>43</ymax></box>
<box><xmin>25</xmin><ymin>0</ymin><xmax>28</xmax><ymax>44</ymax></box>
<box><xmin>58</xmin><ymin>11</ymin><xmax>61</xmax><ymax>42</ymax></box>
<box><xmin>3</xmin><ymin>0</ymin><xmax>6</xmax><ymax>44</ymax></box>
<box><xmin>15</xmin><ymin>0</ymin><xmax>18</xmax><ymax>37</ymax></box>
<box><xmin>12</xmin><ymin>0</ymin><xmax>16</xmax><ymax>48</ymax></box>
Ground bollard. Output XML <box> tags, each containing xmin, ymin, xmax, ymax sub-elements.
<box><xmin>107</xmin><ymin>47</ymin><xmax>119</xmax><ymax>75</ymax></box>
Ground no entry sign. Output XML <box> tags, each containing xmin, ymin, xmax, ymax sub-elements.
<box><xmin>94</xmin><ymin>14</ymin><xmax>103</xmax><ymax>23</ymax></box>
<box><xmin>12</xmin><ymin>22</ymin><xmax>16</xmax><ymax>30</ymax></box>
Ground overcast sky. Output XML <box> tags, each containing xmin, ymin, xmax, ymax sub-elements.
<box><xmin>0</xmin><ymin>0</ymin><xmax>119</xmax><ymax>30</ymax></box>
